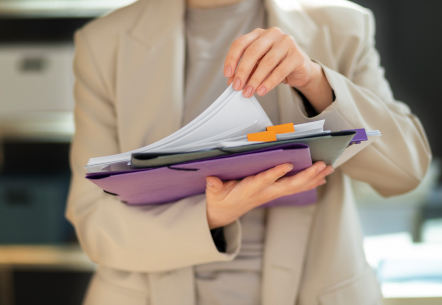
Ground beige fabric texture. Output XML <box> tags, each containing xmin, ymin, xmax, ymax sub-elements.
<box><xmin>66</xmin><ymin>0</ymin><xmax>432</xmax><ymax>304</ymax></box>
<box><xmin>184</xmin><ymin>0</ymin><xmax>272</xmax><ymax>303</ymax></box>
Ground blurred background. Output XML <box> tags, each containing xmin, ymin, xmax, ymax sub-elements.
<box><xmin>0</xmin><ymin>0</ymin><xmax>441</xmax><ymax>304</ymax></box>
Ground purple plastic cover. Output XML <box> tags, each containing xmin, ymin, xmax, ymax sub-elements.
<box><xmin>87</xmin><ymin>146</ymin><xmax>316</xmax><ymax>208</ymax></box>
<box><xmin>345</xmin><ymin>128</ymin><xmax>368</xmax><ymax>144</ymax></box>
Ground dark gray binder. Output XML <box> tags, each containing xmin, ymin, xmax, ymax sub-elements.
<box><xmin>131</xmin><ymin>131</ymin><xmax>356</xmax><ymax>169</ymax></box>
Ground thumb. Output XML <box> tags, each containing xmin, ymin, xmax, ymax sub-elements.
<box><xmin>206</xmin><ymin>176</ymin><xmax>224</xmax><ymax>193</ymax></box>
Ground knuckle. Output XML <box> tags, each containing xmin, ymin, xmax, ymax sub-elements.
<box><xmin>262</xmin><ymin>178</ymin><xmax>273</xmax><ymax>185</ymax></box>
<box><xmin>260</xmin><ymin>175</ymin><xmax>273</xmax><ymax>185</ymax></box>
<box><xmin>286</xmin><ymin>184</ymin><xmax>298</xmax><ymax>194</ymax></box>
<box><xmin>247</xmin><ymin>76</ymin><xmax>260</xmax><ymax>87</ymax></box>
<box><xmin>263</xmin><ymin>78</ymin><xmax>275</xmax><ymax>88</ymax></box>
<box><xmin>298</xmin><ymin>61</ymin><xmax>307</xmax><ymax>72</ymax></box>
<box><xmin>245</xmin><ymin>43</ymin><xmax>261</xmax><ymax>57</ymax></box>
<box><xmin>288</xmin><ymin>50</ymin><xmax>300</xmax><ymax>63</ymax></box>
<box><xmin>275</xmin><ymin>66</ymin><xmax>288</xmax><ymax>78</ymax></box>
<box><xmin>253</xmin><ymin>27</ymin><xmax>264</xmax><ymax>34</ymax></box>
<box><xmin>233</xmin><ymin>37</ymin><xmax>246</xmax><ymax>48</ymax></box>
<box><xmin>235</xmin><ymin>66</ymin><xmax>248</xmax><ymax>77</ymax></box>
<box><xmin>283</xmin><ymin>34</ymin><xmax>294</xmax><ymax>44</ymax></box>
<box><xmin>257</xmin><ymin>172</ymin><xmax>273</xmax><ymax>185</ymax></box>
<box><xmin>262</xmin><ymin>53</ymin><xmax>277</xmax><ymax>67</ymax></box>
<box><xmin>270</xmin><ymin>27</ymin><xmax>283</xmax><ymax>35</ymax></box>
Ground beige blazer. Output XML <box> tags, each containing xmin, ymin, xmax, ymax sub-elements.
<box><xmin>66</xmin><ymin>0</ymin><xmax>431</xmax><ymax>304</ymax></box>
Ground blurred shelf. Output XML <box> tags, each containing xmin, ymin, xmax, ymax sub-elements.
<box><xmin>0</xmin><ymin>111</ymin><xmax>74</xmax><ymax>142</ymax></box>
<box><xmin>384</xmin><ymin>296</ymin><xmax>442</xmax><ymax>305</ymax></box>
<box><xmin>0</xmin><ymin>0</ymin><xmax>137</xmax><ymax>18</ymax></box>
<box><xmin>0</xmin><ymin>244</ymin><xmax>94</xmax><ymax>305</ymax></box>
<box><xmin>0</xmin><ymin>244</ymin><xmax>95</xmax><ymax>271</ymax></box>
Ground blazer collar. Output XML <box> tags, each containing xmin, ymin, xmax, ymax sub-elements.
<box><xmin>128</xmin><ymin>0</ymin><xmax>318</xmax><ymax>50</ymax></box>
<box><xmin>129</xmin><ymin>0</ymin><xmax>185</xmax><ymax>50</ymax></box>
<box><xmin>265</xmin><ymin>0</ymin><xmax>318</xmax><ymax>49</ymax></box>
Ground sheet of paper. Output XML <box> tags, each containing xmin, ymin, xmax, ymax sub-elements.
<box><xmin>292</xmin><ymin>120</ymin><xmax>324</xmax><ymax>132</ymax></box>
<box><xmin>86</xmin><ymin>85</ymin><xmax>272</xmax><ymax>172</ymax></box>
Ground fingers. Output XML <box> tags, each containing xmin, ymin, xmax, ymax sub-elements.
<box><xmin>268</xmin><ymin>162</ymin><xmax>332</xmax><ymax>196</ymax></box>
<box><xmin>255</xmin><ymin>49</ymin><xmax>302</xmax><ymax>96</ymax></box>
<box><xmin>225</xmin><ymin>28</ymin><xmax>286</xmax><ymax>91</ymax></box>
<box><xmin>242</xmin><ymin>39</ymin><xmax>291</xmax><ymax>97</ymax></box>
<box><xmin>207</xmin><ymin>162</ymin><xmax>333</xmax><ymax>206</ymax></box>
<box><xmin>224</xmin><ymin>28</ymin><xmax>265</xmax><ymax>79</ymax></box>
<box><xmin>300</xmin><ymin>165</ymin><xmax>333</xmax><ymax>190</ymax></box>
<box><xmin>249</xmin><ymin>163</ymin><xmax>293</xmax><ymax>191</ymax></box>
<box><xmin>225</xmin><ymin>27</ymin><xmax>315</xmax><ymax>98</ymax></box>
<box><xmin>232</xmin><ymin>35</ymin><xmax>281</xmax><ymax>92</ymax></box>
<box><xmin>293</xmin><ymin>161</ymin><xmax>327</xmax><ymax>183</ymax></box>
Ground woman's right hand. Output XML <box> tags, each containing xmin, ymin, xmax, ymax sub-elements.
<box><xmin>205</xmin><ymin>161</ymin><xmax>334</xmax><ymax>229</ymax></box>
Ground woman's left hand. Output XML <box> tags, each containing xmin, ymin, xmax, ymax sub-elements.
<box><xmin>224</xmin><ymin>27</ymin><xmax>334</xmax><ymax>113</ymax></box>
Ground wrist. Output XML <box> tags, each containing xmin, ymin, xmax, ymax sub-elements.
<box><xmin>291</xmin><ymin>62</ymin><xmax>334</xmax><ymax>114</ymax></box>
<box><xmin>296</xmin><ymin>62</ymin><xmax>323</xmax><ymax>92</ymax></box>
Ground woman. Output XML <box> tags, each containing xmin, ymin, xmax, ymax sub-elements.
<box><xmin>67</xmin><ymin>0</ymin><xmax>431</xmax><ymax>304</ymax></box>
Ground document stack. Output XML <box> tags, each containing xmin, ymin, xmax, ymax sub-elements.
<box><xmin>85</xmin><ymin>85</ymin><xmax>381</xmax><ymax>207</ymax></box>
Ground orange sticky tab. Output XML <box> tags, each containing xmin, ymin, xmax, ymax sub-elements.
<box><xmin>266</xmin><ymin>123</ymin><xmax>295</xmax><ymax>134</ymax></box>
<box><xmin>247</xmin><ymin>131</ymin><xmax>277</xmax><ymax>142</ymax></box>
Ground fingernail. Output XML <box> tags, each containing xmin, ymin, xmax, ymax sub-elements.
<box><xmin>243</xmin><ymin>86</ymin><xmax>253</xmax><ymax>97</ymax></box>
<box><xmin>224</xmin><ymin>66</ymin><xmax>232</xmax><ymax>77</ymax></box>
<box><xmin>284</xmin><ymin>165</ymin><xmax>293</xmax><ymax>173</ymax></box>
<box><xmin>233</xmin><ymin>78</ymin><xmax>241</xmax><ymax>90</ymax></box>
<box><xmin>257</xmin><ymin>86</ymin><xmax>266</xmax><ymax>95</ymax></box>
<box><xmin>317</xmin><ymin>164</ymin><xmax>326</xmax><ymax>173</ymax></box>
<box><xmin>206</xmin><ymin>178</ymin><xmax>213</xmax><ymax>188</ymax></box>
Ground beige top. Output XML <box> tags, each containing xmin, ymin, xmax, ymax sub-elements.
<box><xmin>184</xmin><ymin>0</ymin><xmax>278</xmax><ymax>304</ymax></box>
<box><xmin>183</xmin><ymin>0</ymin><xmax>279</xmax><ymax>125</ymax></box>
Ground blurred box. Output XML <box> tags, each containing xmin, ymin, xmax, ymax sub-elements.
<box><xmin>0</xmin><ymin>43</ymin><xmax>74</xmax><ymax>115</ymax></box>
<box><xmin>0</xmin><ymin>140</ymin><xmax>73</xmax><ymax>244</ymax></box>
<box><xmin>0</xmin><ymin>173</ymin><xmax>71</xmax><ymax>244</ymax></box>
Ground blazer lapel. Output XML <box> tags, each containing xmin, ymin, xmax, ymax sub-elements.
<box><xmin>115</xmin><ymin>0</ymin><xmax>186</xmax><ymax>152</ymax></box>
<box><xmin>265</xmin><ymin>0</ymin><xmax>318</xmax><ymax>51</ymax></box>
<box><xmin>117</xmin><ymin>3</ymin><xmax>197</xmax><ymax>304</ymax></box>
<box><xmin>262</xmin><ymin>205</ymin><xmax>316</xmax><ymax>305</ymax></box>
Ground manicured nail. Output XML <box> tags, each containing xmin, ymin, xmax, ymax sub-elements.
<box><xmin>233</xmin><ymin>78</ymin><xmax>241</xmax><ymax>90</ymax></box>
<box><xmin>319</xmin><ymin>179</ymin><xmax>327</xmax><ymax>185</ymax></box>
<box><xmin>206</xmin><ymin>178</ymin><xmax>213</xmax><ymax>188</ymax></box>
<box><xmin>224</xmin><ymin>66</ymin><xmax>232</xmax><ymax>77</ymax></box>
<box><xmin>243</xmin><ymin>86</ymin><xmax>253</xmax><ymax>97</ymax></box>
<box><xmin>317</xmin><ymin>164</ymin><xmax>326</xmax><ymax>173</ymax></box>
<box><xmin>284</xmin><ymin>165</ymin><xmax>293</xmax><ymax>173</ymax></box>
<box><xmin>257</xmin><ymin>86</ymin><xmax>266</xmax><ymax>95</ymax></box>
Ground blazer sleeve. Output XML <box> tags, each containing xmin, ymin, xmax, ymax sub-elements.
<box><xmin>297</xmin><ymin>10</ymin><xmax>431</xmax><ymax>197</ymax></box>
<box><xmin>66</xmin><ymin>30</ymin><xmax>241</xmax><ymax>273</ymax></box>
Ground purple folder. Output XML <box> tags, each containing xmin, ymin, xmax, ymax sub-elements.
<box><xmin>347</xmin><ymin>128</ymin><xmax>368</xmax><ymax>145</ymax></box>
<box><xmin>87</xmin><ymin>144</ymin><xmax>317</xmax><ymax>208</ymax></box>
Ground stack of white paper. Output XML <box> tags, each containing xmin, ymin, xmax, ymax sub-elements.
<box><xmin>86</xmin><ymin>85</ymin><xmax>329</xmax><ymax>173</ymax></box>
